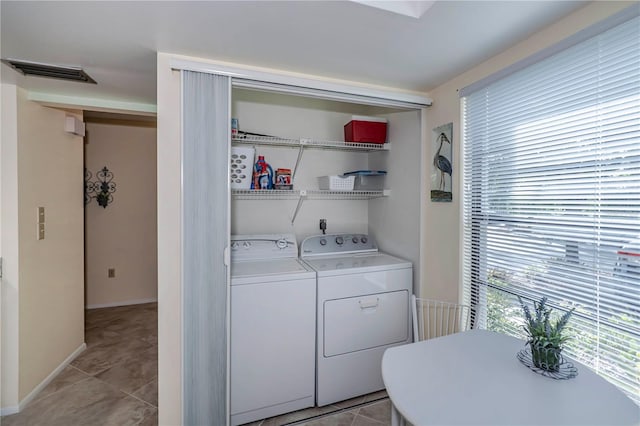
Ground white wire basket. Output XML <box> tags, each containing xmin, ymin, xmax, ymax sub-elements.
<box><xmin>230</xmin><ymin>147</ymin><xmax>254</xmax><ymax>189</ymax></box>
<box><xmin>318</xmin><ymin>175</ymin><xmax>355</xmax><ymax>191</ymax></box>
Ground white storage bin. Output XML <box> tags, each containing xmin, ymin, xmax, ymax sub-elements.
<box><xmin>230</xmin><ymin>147</ymin><xmax>255</xmax><ymax>189</ymax></box>
<box><xmin>343</xmin><ymin>170</ymin><xmax>387</xmax><ymax>190</ymax></box>
<box><xmin>353</xmin><ymin>174</ymin><xmax>385</xmax><ymax>190</ymax></box>
<box><xmin>318</xmin><ymin>175</ymin><xmax>355</xmax><ymax>191</ymax></box>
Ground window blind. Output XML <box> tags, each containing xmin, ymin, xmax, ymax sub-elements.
<box><xmin>461</xmin><ymin>12</ymin><xmax>640</xmax><ymax>404</ymax></box>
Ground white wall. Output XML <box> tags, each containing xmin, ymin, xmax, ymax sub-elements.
<box><xmin>421</xmin><ymin>1</ymin><xmax>633</xmax><ymax>303</ymax></box>
<box><xmin>369</xmin><ymin>109</ymin><xmax>423</xmax><ymax>289</ymax></box>
<box><xmin>1</xmin><ymin>83</ymin><xmax>20</xmax><ymax>411</ymax></box>
<box><xmin>84</xmin><ymin>121</ymin><xmax>157</xmax><ymax>308</ymax></box>
<box><xmin>1</xmin><ymin>84</ymin><xmax>85</xmax><ymax>412</ymax></box>
<box><xmin>16</xmin><ymin>88</ymin><xmax>85</xmax><ymax>401</ymax></box>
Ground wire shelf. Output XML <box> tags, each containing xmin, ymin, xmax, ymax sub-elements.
<box><xmin>305</xmin><ymin>190</ymin><xmax>388</xmax><ymax>200</ymax></box>
<box><xmin>231</xmin><ymin>189</ymin><xmax>300</xmax><ymax>200</ymax></box>
<box><xmin>231</xmin><ymin>189</ymin><xmax>388</xmax><ymax>200</ymax></box>
<box><xmin>232</xmin><ymin>135</ymin><xmax>300</xmax><ymax>147</ymax></box>
<box><xmin>517</xmin><ymin>348</ymin><xmax>578</xmax><ymax>380</ymax></box>
<box><xmin>232</xmin><ymin>135</ymin><xmax>389</xmax><ymax>152</ymax></box>
<box><xmin>231</xmin><ymin>134</ymin><xmax>390</xmax><ymax>223</ymax></box>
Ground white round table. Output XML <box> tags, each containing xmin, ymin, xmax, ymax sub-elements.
<box><xmin>382</xmin><ymin>329</ymin><xmax>639</xmax><ymax>425</ymax></box>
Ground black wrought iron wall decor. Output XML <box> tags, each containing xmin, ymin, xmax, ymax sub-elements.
<box><xmin>84</xmin><ymin>166</ymin><xmax>116</xmax><ymax>208</ymax></box>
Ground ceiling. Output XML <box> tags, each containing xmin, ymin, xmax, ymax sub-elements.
<box><xmin>0</xmin><ymin>1</ymin><xmax>588</xmax><ymax>110</ymax></box>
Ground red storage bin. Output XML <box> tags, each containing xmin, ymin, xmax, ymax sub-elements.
<box><xmin>344</xmin><ymin>116</ymin><xmax>387</xmax><ymax>144</ymax></box>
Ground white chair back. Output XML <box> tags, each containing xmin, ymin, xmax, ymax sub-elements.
<box><xmin>412</xmin><ymin>295</ymin><xmax>471</xmax><ymax>342</ymax></box>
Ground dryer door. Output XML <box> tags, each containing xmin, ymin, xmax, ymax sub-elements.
<box><xmin>324</xmin><ymin>289</ymin><xmax>409</xmax><ymax>357</ymax></box>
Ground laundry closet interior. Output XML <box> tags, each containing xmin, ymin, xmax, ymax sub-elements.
<box><xmin>177</xmin><ymin>66</ymin><xmax>430</xmax><ymax>425</ymax></box>
<box><xmin>230</xmin><ymin>86</ymin><xmax>425</xmax><ymax>274</ymax></box>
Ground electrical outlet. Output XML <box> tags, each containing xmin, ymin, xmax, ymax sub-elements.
<box><xmin>108</xmin><ymin>268</ymin><xmax>115</xmax><ymax>278</ymax></box>
<box><xmin>320</xmin><ymin>219</ymin><xmax>327</xmax><ymax>234</ymax></box>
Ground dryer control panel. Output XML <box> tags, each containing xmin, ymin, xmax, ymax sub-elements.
<box><xmin>300</xmin><ymin>233</ymin><xmax>378</xmax><ymax>257</ymax></box>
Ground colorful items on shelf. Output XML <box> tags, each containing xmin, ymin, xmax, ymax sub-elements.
<box><xmin>252</xmin><ymin>155</ymin><xmax>274</xmax><ymax>190</ymax></box>
<box><xmin>231</xmin><ymin>118</ymin><xmax>239</xmax><ymax>138</ymax></box>
<box><xmin>275</xmin><ymin>168</ymin><xmax>292</xmax><ymax>190</ymax></box>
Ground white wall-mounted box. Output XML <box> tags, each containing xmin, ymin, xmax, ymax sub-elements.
<box><xmin>64</xmin><ymin>116</ymin><xmax>85</xmax><ymax>137</ymax></box>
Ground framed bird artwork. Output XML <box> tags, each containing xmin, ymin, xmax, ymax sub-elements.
<box><xmin>431</xmin><ymin>122</ymin><xmax>453</xmax><ymax>202</ymax></box>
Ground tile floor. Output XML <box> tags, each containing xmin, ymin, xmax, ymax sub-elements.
<box><xmin>2</xmin><ymin>302</ymin><xmax>391</xmax><ymax>426</ymax></box>
<box><xmin>2</xmin><ymin>303</ymin><xmax>158</xmax><ymax>426</ymax></box>
<box><xmin>247</xmin><ymin>391</ymin><xmax>391</xmax><ymax>426</ymax></box>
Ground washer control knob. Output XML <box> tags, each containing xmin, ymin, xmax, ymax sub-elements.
<box><xmin>320</xmin><ymin>238</ymin><xmax>327</xmax><ymax>246</ymax></box>
<box><xmin>361</xmin><ymin>236</ymin><xmax>368</xmax><ymax>244</ymax></box>
<box><xmin>336</xmin><ymin>236</ymin><xmax>344</xmax><ymax>245</ymax></box>
<box><xmin>352</xmin><ymin>236</ymin><xmax>359</xmax><ymax>244</ymax></box>
<box><xmin>276</xmin><ymin>238</ymin><xmax>288</xmax><ymax>249</ymax></box>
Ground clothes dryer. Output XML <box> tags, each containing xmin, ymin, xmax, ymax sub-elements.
<box><xmin>300</xmin><ymin>233</ymin><xmax>412</xmax><ymax>406</ymax></box>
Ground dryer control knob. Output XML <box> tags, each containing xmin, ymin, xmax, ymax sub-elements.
<box><xmin>352</xmin><ymin>237</ymin><xmax>359</xmax><ymax>244</ymax></box>
<box><xmin>336</xmin><ymin>236</ymin><xmax>344</xmax><ymax>245</ymax></box>
<box><xmin>320</xmin><ymin>238</ymin><xmax>327</xmax><ymax>246</ymax></box>
<box><xmin>361</xmin><ymin>236</ymin><xmax>368</xmax><ymax>244</ymax></box>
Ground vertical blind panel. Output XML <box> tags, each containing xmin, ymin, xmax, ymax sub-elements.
<box><xmin>462</xmin><ymin>14</ymin><xmax>640</xmax><ymax>404</ymax></box>
<box><xmin>182</xmin><ymin>71</ymin><xmax>230</xmax><ymax>425</ymax></box>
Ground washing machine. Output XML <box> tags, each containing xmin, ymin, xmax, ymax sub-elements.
<box><xmin>230</xmin><ymin>234</ymin><xmax>316</xmax><ymax>426</ymax></box>
<box><xmin>300</xmin><ymin>233</ymin><xmax>413</xmax><ymax>406</ymax></box>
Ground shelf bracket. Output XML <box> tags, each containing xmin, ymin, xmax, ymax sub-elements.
<box><xmin>291</xmin><ymin>190</ymin><xmax>308</xmax><ymax>225</ymax></box>
<box><xmin>291</xmin><ymin>139</ymin><xmax>309</xmax><ymax>182</ymax></box>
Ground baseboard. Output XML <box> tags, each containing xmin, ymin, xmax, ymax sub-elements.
<box><xmin>86</xmin><ymin>297</ymin><xmax>157</xmax><ymax>309</ymax></box>
<box><xmin>0</xmin><ymin>405</ymin><xmax>19</xmax><ymax>416</ymax></box>
<box><xmin>0</xmin><ymin>342</ymin><xmax>87</xmax><ymax>416</ymax></box>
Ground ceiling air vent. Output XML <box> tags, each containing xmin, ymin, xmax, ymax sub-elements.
<box><xmin>1</xmin><ymin>59</ymin><xmax>96</xmax><ymax>84</ymax></box>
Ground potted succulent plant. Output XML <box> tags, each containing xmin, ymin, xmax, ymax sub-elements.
<box><xmin>518</xmin><ymin>296</ymin><xmax>574</xmax><ymax>371</ymax></box>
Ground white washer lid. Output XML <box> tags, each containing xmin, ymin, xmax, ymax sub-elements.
<box><xmin>302</xmin><ymin>252</ymin><xmax>411</xmax><ymax>277</ymax></box>
<box><xmin>231</xmin><ymin>258</ymin><xmax>315</xmax><ymax>285</ymax></box>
